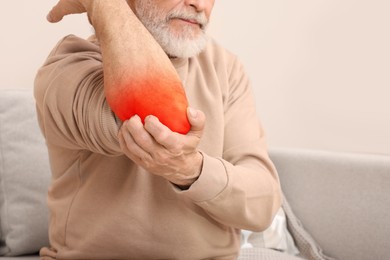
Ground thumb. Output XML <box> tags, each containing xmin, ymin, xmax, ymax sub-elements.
<box><xmin>187</xmin><ymin>107</ymin><xmax>205</xmax><ymax>137</ymax></box>
<box><xmin>47</xmin><ymin>1</ymin><xmax>86</xmax><ymax>23</ymax></box>
<box><xmin>47</xmin><ymin>6</ymin><xmax>64</xmax><ymax>23</ymax></box>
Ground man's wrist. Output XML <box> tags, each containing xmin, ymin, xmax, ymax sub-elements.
<box><xmin>171</xmin><ymin>176</ymin><xmax>199</xmax><ymax>190</ymax></box>
<box><xmin>170</xmin><ymin>151</ymin><xmax>203</xmax><ymax>190</ymax></box>
<box><xmin>88</xmin><ymin>0</ymin><xmax>135</xmax><ymax>39</ymax></box>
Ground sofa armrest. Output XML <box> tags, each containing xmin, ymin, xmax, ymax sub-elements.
<box><xmin>269</xmin><ymin>148</ymin><xmax>390</xmax><ymax>260</ymax></box>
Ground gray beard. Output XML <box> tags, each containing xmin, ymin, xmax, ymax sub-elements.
<box><xmin>135</xmin><ymin>1</ymin><xmax>209</xmax><ymax>58</ymax></box>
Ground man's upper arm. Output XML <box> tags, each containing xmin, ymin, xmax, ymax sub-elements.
<box><xmin>34</xmin><ymin>35</ymin><xmax>122</xmax><ymax>155</ymax></box>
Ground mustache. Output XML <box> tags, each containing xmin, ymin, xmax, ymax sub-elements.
<box><xmin>167</xmin><ymin>10</ymin><xmax>208</xmax><ymax>29</ymax></box>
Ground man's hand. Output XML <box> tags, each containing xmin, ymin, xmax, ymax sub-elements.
<box><xmin>118</xmin><ymin>108</ymin><xmax>206</xmax><ymax>188</ymax></box>
<box><xmin>46</xmin><ymin>0</ymin><xmax>92</xmax><ymax>23</ymax></box>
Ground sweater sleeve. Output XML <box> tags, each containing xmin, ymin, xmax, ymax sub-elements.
<box><xmin>34</xmin><ymin>35</ymin><xmax>122</xmax><ymax>155</ymax></box>
<box><xmin>179</xmin><ymin>57</ymin><xmax>282</xmax><ymax>232</ymax></box>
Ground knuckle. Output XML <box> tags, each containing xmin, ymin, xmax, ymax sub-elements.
<box><xmin>170</xmin><ymin>142</ymin><xmax>185</xmax><ymax>155</ymax></box>
<box><xmin>154</xmin><ymin>129</ymin><xmax>170</xmax><ymax>143</ymax></box>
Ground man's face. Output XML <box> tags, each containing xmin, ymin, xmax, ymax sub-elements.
<box><xmin>132</xmin><ymin>0</ymin><xmax>215</xmax><ymax>58</ymax></box>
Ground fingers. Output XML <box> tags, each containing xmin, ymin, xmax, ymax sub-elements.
<box><xmin>118</xmin><ymin>123</ymin><xmax>152</xmax><ymax>165</ymax></box>
<box><xmin>47</xmin><ymin>0</ymin><xmax>86</xmax><ymax>23</ymax></box>
<box><xmin>119</xmin><ymin>113</ymin><xmax>205</xmax><ymax>181</ymax></box>
<box><xmin>47</xmin><ymin>5</ymin><xmax>64</xmax><ymax>23</ymax></box>
<box><xmin>118</xmin><ymin>129</ymin><xmax>143</xmax><ymax>163</ymax></box>
<box><xmin>119</xmin><ymin>108</ymin><xmax>206</xmax><ymax>153</ymax></box>
<box><xmin>143</xmin><ymin>108</ymin><xmax>205</xmax><ymax>151</ymax></box>
<box><xmin>121</xmin><ymin>115</ymin><xmax>157</xmax><ymax>154</ymax></box>
<box><xmin>144</xmin><ymin>115</ymin><xmax>181</xmax><ymax>151</ymax></box>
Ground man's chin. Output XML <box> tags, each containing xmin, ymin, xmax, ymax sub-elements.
<box><xmin>141</xmin><ymin>20</ymin><xmax>209</xmax><ymax>58</ymax></box>
<box><xmin>162</xmin><ymin>36</ymin><xmax>208</xmax><ymax>59</ymax></box>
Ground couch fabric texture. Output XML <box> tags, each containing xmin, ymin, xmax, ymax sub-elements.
<box><xmin>0</xmin><ymin>89</ymin><xmax>51</xmax><ymax>256</ymax></box>
<box><xmin>272</xmin><ymin>148</ymin><xmax>390</xmax><ymax>260</ymax></box>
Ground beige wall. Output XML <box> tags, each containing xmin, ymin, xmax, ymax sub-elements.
<box><xmin>209</xmin><ymin>0</ymin><xmax>390</xmax><ymax>155</ymax></box>
<box><xmin>2</xmin><ymin>1</ymin><xmax>389</xmax><ymax>155</ymax></box>
<box><xmin>0</xmin><ymin>1</ymin><xmax>91</xmax><ymax>90</ymax></box>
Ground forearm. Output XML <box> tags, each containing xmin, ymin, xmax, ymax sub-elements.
<box><xmin>87</xmin><ymin>0</ymin><xmax>189</xmax><ymax>133</ymax></box>
<box><xmin>88</xmin><ymin>0</ymin><xmax>173</xmax><ymax>83</ymax></box>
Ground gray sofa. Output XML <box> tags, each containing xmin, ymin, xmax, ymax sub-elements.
<box><xmin>272</xmin><ymin>148</ymin><xmax>390</xmax><ymax>260</ymax></box>
<box><xmin>1</xmin><ymin>88</ymin><xmax>389</xmax><ymax>260</ymax></box>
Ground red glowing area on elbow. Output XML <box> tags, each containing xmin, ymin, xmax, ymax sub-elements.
<box><xmin>106</xmin><ymin>74</ymin><xmax>191</xmax><ymax>134</ymax></box>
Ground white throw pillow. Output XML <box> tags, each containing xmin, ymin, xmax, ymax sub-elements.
<box><xmin>240</xmin><ymin>207</ymin><xmax>300</xmax><ymax>255</ymax></box>
<box><xmin>0</xmin><ymin>88</ymin><xmax>51</xmax><ymax>256</ymax></box>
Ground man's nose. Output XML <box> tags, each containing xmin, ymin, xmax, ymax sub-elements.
<box><xmin>184</xmin><ymin>0</ymin><xmax>208</xmax><ymax>12</ymax></box>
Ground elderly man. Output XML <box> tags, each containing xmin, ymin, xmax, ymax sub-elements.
<box><xmin>35</xmin><ymin>0</ymin><xmax>282</xmax><ymax>259</ymax></box>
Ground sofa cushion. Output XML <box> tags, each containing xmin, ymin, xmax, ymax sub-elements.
<box><xmin>0</xmin><ymin>88</ymin><xmax>51</xmax><ymax>256</ymax></box>
<box><xmin>271</xmin><ymin>148</ymin><xmax>390</xmax><ymax>260</ymax></box>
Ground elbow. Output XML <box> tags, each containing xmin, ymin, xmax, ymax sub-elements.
<box><xmin>245</xmin><ymin>185</ymin><xmax>282</xmax><ymax>232</ymax></box>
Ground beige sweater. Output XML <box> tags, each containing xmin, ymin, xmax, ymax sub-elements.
<box><xmin>34</xmin><ymin>35</ymin><xmax>281</xmax><ymax>260</ymax></box>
